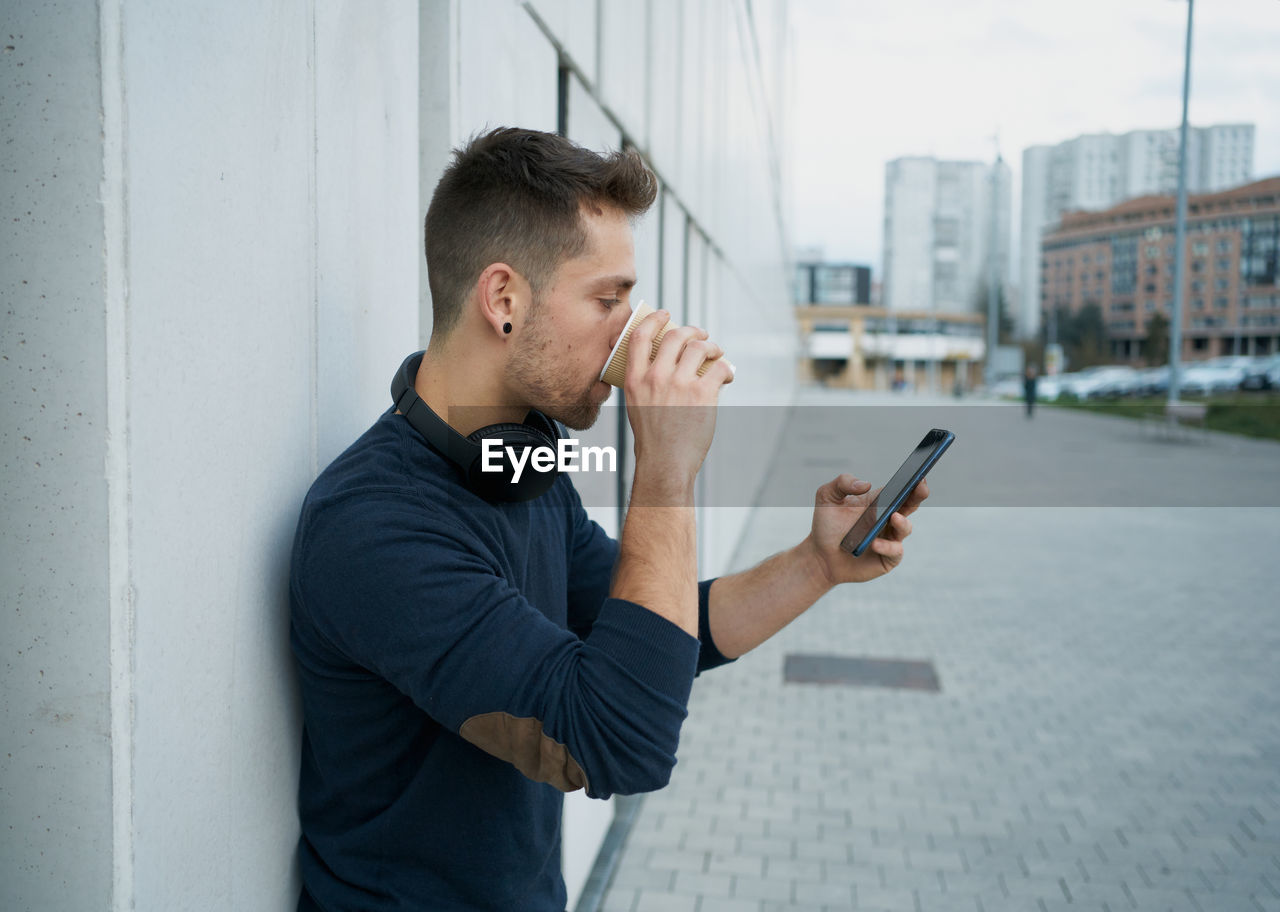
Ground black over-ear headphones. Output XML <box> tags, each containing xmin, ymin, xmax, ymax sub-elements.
<box><xmin>391</xmin><ymin>351</ymin><xmax>561</xmax><ymax>502</ymax></box>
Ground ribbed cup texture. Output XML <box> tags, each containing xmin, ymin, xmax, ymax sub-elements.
<box><xmin>599</xmin><ymin>301</ymin><xmax>734</xmax><ymax>387</ymax></box>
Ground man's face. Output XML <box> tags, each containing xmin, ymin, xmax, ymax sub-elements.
<box><xmin>506</xmin><ymin>205</ymin><xmax>637</xmax><ymax>430</ymax></box>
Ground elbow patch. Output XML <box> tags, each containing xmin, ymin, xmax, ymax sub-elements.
<box><xmin>459</xmin><ymin>711</ymin><xmax>590</xmax><ymax>794</ymax></box>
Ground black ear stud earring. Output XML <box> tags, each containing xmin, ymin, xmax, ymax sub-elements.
<box><xmin>503</xmin><ymin>322</ymin><xmax>512</xmax><ymax>334</ymax></box>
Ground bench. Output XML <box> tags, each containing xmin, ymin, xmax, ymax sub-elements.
<box><xmin>1145</xmin><ymin>401</ymin><xmax>1208</xmax><ymax>441</ymax></box>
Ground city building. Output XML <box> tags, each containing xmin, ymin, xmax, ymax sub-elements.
<box><xmin>1021</xmin><ymin>124</ymin><xmax>1255</xmax><ymax>337</ymax></box>
<box><xmin>872</xmin><ymin>155</ymin><xmax>1009</xmax><ymax>392</ymax></box>
<box><xmin>2</xmin><ymin>2</ymin><xmax>794</xmax><ymax>909</ymax></box>
<box><xmin>794</xmin><ymin>258</ymin><xmax>872</xmax><ymax>305</ymax></box>
<box><xmin>793</xmin><ymin>256</ymin><xmax>984</xmax><ymax>391</ymax></box>
<box><xmin>795</xmin><ymin>304</ymin><xmax>985</xmax><ymax>391</ymax></box>
<box><xmin>883</xmin><ymin>156</ymin><xmax>1013</xmax><ymax>316</ymax></box>
<box><xmin>1040</xmin><ymin>176</ymin><xmax>1280</xmax><ymax>361</ymax></box>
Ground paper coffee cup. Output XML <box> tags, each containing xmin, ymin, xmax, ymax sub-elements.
<box><xmin>598</xmin><ymin>300</ymin><xmax>735</xmax><ymax>387</ymax></box>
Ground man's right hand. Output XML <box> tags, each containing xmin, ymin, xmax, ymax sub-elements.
<box><xmin>611</xmin><ymin>309</ymin><xmax>731</xmax><ymax>638</ymax></box>
<box><xmin>622</xmin><ymin>310</ymin><xmax>734</xmax><ymax>500</ymax></box>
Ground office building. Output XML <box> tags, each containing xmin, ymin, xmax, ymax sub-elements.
<box><xmin>1021</xmin><ymin>124</ymin><xmax>1255</xmax><ymax>336</ymax></box>
<box><xmin>794</xmin><ymin>259</ymin><xmax>872</xmax><ymax>305</ymax></box>
<box><xmin>795</xmin><ymin>254</ymin><xmax>985</xmax><ymax>391</ymax></box>
<box><xmin>882</xmin><ymin>156</ymin><xmax>1013</xmax><ymax>316</ymax></box>
<box><xmin>1040</xmin><ymin>176</ymin><xmax>1280</xmax><ymax>361</ymax></box>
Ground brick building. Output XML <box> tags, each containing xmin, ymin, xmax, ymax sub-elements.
<box><xmin>1040</xmin><ymin>177</ymin><xmax>1280</xmax><ymax>361</ymax></box>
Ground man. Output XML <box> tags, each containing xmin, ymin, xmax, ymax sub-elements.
<box><xmin>289</xmin><ymin>127</ymin><xmax>927</xmax><ymax>911</ymax></box>
<box><xmin>1024</xmin><ymin>364</ymin><xmax>1039</xmax><ymax>418</ymax></box>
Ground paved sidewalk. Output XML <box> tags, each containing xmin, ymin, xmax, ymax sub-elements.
<box><xmin>596</xmin><ymin>392</ymin><xmax>1280</xmax><ymax>912</ymax></box>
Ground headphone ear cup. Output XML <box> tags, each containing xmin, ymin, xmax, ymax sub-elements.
<box><xmin>392</xmin><ymin>352</ymin><xmax>564</xmax><ymax>502</ymax></box>
<box><xmin>522</xmin><ymin>409</ymin><xmax>561</xmax><ymax>442</ymax></box>
<box><xmin>464</xmin><ymin>422</ymin><xmax>556</xmax><ymax>450</ymax></box>
<box><xmin>465</xmin><ymin>422</ymin><xmax>560</xmax><ymax>502</ymax></box>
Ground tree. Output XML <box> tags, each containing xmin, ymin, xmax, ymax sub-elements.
<box><xmin>975</xmin><ymin>280</ymin><xmax>1017</xmax><ymax>345</ymax></box>
<box><xmin>1144</xmin><ymin>312</ymin><xmax>1170</xmax><ymax>366</ymax></box>
<box><xmin>1042</xmin><ymin>303</ymin><xmax>1108</xmax><ymax>370</ymax></box>
<box><xmin>1067</xmin><ymin>303</ymin><xmax>1108</xmax><ymax>368</ymax></box>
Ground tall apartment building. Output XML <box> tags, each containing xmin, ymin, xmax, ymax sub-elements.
<box><xmin>882</xmin><ymin>156</ymin><xmax>1013</xmax><ymax>316</ymax></box>
<box><xmin>1021</xmin><ymin>124</ymin><xmax>1255</xmax><ymax>336</ymax></box>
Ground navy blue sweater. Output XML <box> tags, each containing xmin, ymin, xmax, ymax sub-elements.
<box><xmin>290</xmin><ymin>410</ymin><xmax>732</xmax><ymax>911</ymax></box>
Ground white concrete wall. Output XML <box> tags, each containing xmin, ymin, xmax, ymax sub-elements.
<box><xmin>1</xmin><ymin>1</ymin><xmax>419</xmax><ymax>909</ymax></box>
<box><xmin>3</xmin><ymin>1</ymin><xmax>790</xmax><ymax>908</ymax></box>
<box><xmin>2</xmin><ymin>5</ymin><xmax>116</xmax><ymax>908</ymax></box>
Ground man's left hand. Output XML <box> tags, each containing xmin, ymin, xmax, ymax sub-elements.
<box><xmin>804</xmin><ymin>473</ymin><xmax>929</xmax><ymax>587</ymax></box>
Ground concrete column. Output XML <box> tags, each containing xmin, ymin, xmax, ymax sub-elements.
<box><xmin>1</xmin><ymin>3</ymin><xmax>419</xmax><ymax>909</ymax></box>
<box><xmin>2</xmin><ymin>5</ymin><xmax>116</xmax><ymax>906</ymax></box>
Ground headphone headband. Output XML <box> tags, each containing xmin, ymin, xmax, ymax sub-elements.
<box><xmin>390</xmin><ymin>351</ymin><xmax>561</xmax><ymax>502</ymax></box>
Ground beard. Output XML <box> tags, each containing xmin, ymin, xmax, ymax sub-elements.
<box><xmin>505</xmin><ymin>306</ymin><xmax>604</xmax><ymax>431</ymax></box>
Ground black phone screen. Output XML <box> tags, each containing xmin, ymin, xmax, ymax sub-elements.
<box><xmin>839</xmin><ymin>428</ymin><xmax>953</xmax><ymax>556</ymax></box>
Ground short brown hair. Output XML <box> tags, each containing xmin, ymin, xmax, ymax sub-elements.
<box><xmin>424</xmin><ymin>127</ymin><xmax>658</xmax><ymax>336</ymax></box>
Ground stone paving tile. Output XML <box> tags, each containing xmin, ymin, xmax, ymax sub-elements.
<box><xmin>635</xmin><ymin>890</ymin><xmax>698</xmax><ymax>912</ymax></box>
<box><xmin>597</xmin><ymin>888</ymin><xmax>636</xmax><ymax>912</ymax></box>
<box><xmin>698</xmin><ymin>898</ymin><xmax>765</xmax><ymax>912</ymax></box>
<box><xmin>670</xmin><ymin>870</ymin><xmax>733</xmax><ymax>898</ymax></box>
<box><xmin>593</xmin><ymin>397</ymin><xmax>1280</xmax><ymax>912</ymax></box>
<box><xmin>708</xmin><ymin>851</ymin><xmax>767</xmax><ymax>878</ymax></box>
<box><xmin>730</xmin><ymin>874</ymin><xmax>792</xmax><ymax>903</ymax></box>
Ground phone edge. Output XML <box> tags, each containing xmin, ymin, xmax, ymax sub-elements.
<box><xmin>848</xmin><ymin>431</ymin><xmax>955</xmax><ymax>557</ymax></box>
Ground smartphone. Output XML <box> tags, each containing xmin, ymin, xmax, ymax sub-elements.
<box><xmin>839</xmin><ymin>428</ymin><xmax>955</xmax><ymax>557</ymax></box>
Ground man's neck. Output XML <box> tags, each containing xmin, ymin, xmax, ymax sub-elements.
<box><xmin>415</xmin><ymin>341</ymin><xmax>525</xmax><ymax>436</ymax></box>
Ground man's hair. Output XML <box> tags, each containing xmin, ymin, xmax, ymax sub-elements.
<box><xmin>425</xmin><ymin>127</ymin><xmax>658</xmax><ymax>336</ymax></box>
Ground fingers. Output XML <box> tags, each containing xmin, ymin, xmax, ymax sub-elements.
<box><xmin>673</xmin><ymin>338</ymin><xmax>725</xmax><ymax>382</ymax></box>
<box><xmin>651</xmin><ymin>324</ymin><xmax>706</xmax><ymax>375</ymax></box>
<box><xmin>870</xmin><ymin>535</ymin><xmax>905</xmax><ymax>563</ymax></box>
<box><xmin>635</xmin><ymin>316</ymin><xmax>732</xmax><ymax>389</ymax></box>
<box><xmin>898</xmin><ymin>478</ymin><xmax>930</xmax><ymax>516</ymax></box>
<box><xmin>624</xmin><ymin>310</ymin><xmax>673</xmax><ymax>384</ymax></box>
<box><xmin>880</xmin><ymin>511</ymin><xmax>913</xmax><ymax>541</ymax></box>
<box><xmin>817</xmin><ymin>473</ymin><xmax>873</xmax><ymax>505</ymax></box>
<box><xmin>706</xmin><ymin>358</ymin><xmax>735</xmax><ymax>385</ymax></box>
<box><xmin>867</xmin><ymin>515</ymin><xmax>912</xmax><ymax>565</ymax></box>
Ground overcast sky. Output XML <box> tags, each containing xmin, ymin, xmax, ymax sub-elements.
<box><xmin>789</xmin><ymin>0</ymin><xmax>1280</xmax><ymax>280</ymax></box>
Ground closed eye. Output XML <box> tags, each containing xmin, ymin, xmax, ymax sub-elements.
<box><xmin>599</xmin><ymin>297</ymin><xmax>622</xmax><ymax>308</ymax></box>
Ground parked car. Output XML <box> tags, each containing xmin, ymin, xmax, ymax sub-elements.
<box><xmin>1241</xmin><ymin>354</ymin><xmax>1280</xmax><ymax>391</ymax></box>
<box><xmin>1059</xmin><ymin>366</ymin><xmax>1139</xmax><ymax>400</ymax></box>
<box><xmin>1179</xmin><ymin>357</ymin><xmax>1250</xmax><ymax>396</ymax></box>
<box><xmin>1036</xmin><ymin>375</ymin><xmax>1064</xmax><ymax>401</ymax></box>
<box><xmin>1136</xmin><ymin>365</ymin><xmax>1170</xmax><ymax>396</ymax></box>
<box><xmin>1094</xmin><ymin>366</ymin><xmax>1142</xmax><ymax>399</ymax></box>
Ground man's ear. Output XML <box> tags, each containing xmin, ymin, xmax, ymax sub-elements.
<box><xmin>475</xmin><ymin>263</ymin><xmax>528</xmax><ymax>338</ymax></box>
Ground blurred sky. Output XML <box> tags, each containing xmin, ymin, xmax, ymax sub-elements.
<box><xmin>789</xmin><ymin>0</ymin><xmax>1280</xmax><ymax>279</ymax></box>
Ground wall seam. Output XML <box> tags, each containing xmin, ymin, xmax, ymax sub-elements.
<box><xmin>519</xmin><ymin>2</ymin><xmax>726</xmax><ymax>266</ymax></box>
<box><xmin>309</xmin><ymin>0</ymin><xmax>320</xmax><ymax>476</ymax></box>
<box><xmin>101</xmin><ymin>0</ymin><xmax>135</xmax><ymax>906</ymax></box>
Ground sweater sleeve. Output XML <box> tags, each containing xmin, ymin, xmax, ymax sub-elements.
<box><xmin>563</xmin><ymin>485</ymin><xmax>735</xmax><ymax>674</ymax></box>
<box><xmin>295</xmin><ymin>496</ymin><xmax>699</xmax><ymax>800</ymax></box>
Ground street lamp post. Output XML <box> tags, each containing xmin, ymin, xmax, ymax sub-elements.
<box><xmin>1167</xmin><ymin>0</ymin><xmax>1193</xmax><ymax>404</ymax></box>
<box><xmin>985</xmin><ymin>155</ymin><xmax>1002</xmax><ymax>390</ymax></box>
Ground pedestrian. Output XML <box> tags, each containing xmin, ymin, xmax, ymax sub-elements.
<box><xmin>288</xmin><ymin>127</ymin><xmax>930</xmax><ymax>912</ymax></box>
<box><xmin>1024</xmin><ymin>364</ymin><xmax>1039</xmax><ymax>418</ymax></box>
